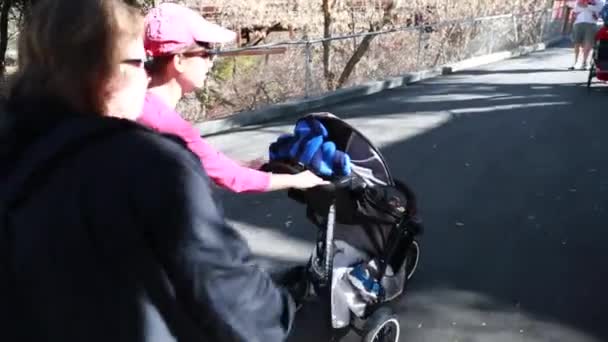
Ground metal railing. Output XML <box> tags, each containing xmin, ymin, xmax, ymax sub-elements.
<box><xmin>189</xmin><ymin>6</ymin><xmax>569</xmax><ymax>120</ymax></box>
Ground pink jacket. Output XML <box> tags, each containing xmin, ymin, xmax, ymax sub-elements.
<box><xmin>137</xmin><ymin>92</ymin><xmax>271</xmax><ymax>193</ymax></box>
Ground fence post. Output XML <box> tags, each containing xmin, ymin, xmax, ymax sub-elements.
<box><xmin>416</xmin><ymin>27</ymin><xmax>423</xmax><ymax>70</ymax></box>
<box><xmin>201</xmin><ymin>78</ymin><xmax>208</xmax><ymax>118</ymax></box>
<box><xmin>304</xmin><ymin>39</ymin><xmax>313</xmax><ymax>98</ymax></box>
<box><xmin>539</xmin><ymin>9</ymin><xmax>548</xmax><ymax>44</ymax></box>
<box><xmin>513</xmin><ymin>13</ymin><xmax>519</xmax><ymax>44</ymax></box>
<box><xmin>562</xmin><ymin>4</ymin><xmax>572</xmax><ymax>35</ymax></box>
<box><xmin>489</xmin><ymin>22</ymin><xmax>496</xmax><ymax>54</ymax></box>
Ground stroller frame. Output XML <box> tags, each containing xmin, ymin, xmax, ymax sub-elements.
<box><xmin>263</xmin><ymin>113</ymin><xmax>423</xmax><ymax>342</ymax></box>
<box><xmin>305</xmin><ymin>181</ymin><xmax>421</xmax><ymax>342</ymax></box>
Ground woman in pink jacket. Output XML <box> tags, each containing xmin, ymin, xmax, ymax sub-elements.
<box><xmin>138</xmin><ymin>3</ymin><xmax>327</xmax><ymax>193</ymax></box>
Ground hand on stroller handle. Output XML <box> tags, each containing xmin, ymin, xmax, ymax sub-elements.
<box><xmin>260</xmin><ymin>159</ymin><xmax>366</xmax><ymax>192</ymax></box>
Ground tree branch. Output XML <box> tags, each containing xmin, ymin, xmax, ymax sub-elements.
<box><xmin>335</xmin><ymin>1</ymin><xmax>397</xmax><ymax>88</ymax></box>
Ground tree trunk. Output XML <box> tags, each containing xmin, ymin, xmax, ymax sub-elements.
<box><xmin>335</xmin><ymin>2</ymin><xmax>396</xmax><ymax>89</ymax></box>
<box><xmin>335</xmin><ymin>33</ymin><xmax>374</xmax><ymax>89</ymax></box>
<box><xmin>0</xmin><ymin>0</ymin><xmax>12</xmax><ymax>76</ymax></box>
<box><xmin>322</xmin><ymin>0</ymin><xmax>334</xmax><ymax>90</ymax></box>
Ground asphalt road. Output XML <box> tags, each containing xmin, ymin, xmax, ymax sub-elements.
<box><xmin>206</xmin><ymin>42</ymin><xmax>608</xmax><ymax>342</ymax></box>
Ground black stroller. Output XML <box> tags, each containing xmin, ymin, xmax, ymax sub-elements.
<box><xmin>587</xmin><ymin>37</ymin><xmax>608</xmax><ymax>89</ymax></box>
<box><xmin>262</xmin><ymin>112</ymin><xmax>423</xmax><ymax>342</ymax></box>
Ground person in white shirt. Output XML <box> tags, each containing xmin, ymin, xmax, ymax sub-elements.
<box><xmin>567</xmin><ymin>0</ymin><xmax>605</xmax><ymax>69</ymax></box>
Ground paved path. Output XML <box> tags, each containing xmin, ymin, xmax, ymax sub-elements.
<box><xmin>206</xmin><ymin>42</ymin><xmax>608</xmax><ymax>342</ymax></box>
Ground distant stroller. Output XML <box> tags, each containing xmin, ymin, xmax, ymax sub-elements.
<box><xmin>262</xmin><ymin>113</ymin><xmax>423</xmax><ymax>342</ymax></box>
<box><xmin>587</xmin><ymin>6</ymin><xmax>608</xmax><ymax>88</ymax></box>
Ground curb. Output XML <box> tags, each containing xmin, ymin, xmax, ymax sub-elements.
<box><xmin>197</xmin><ymin>36</ymin><xmax>568</xmax><ymax>137</ymax></box>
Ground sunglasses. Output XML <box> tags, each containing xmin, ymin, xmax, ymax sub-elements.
<box><xmin>121</xmin><ymin>57</ymin><xmax>154</xmax><ymax>71</ymax></box>
<box><xmin>180</xmin><ymin>49</ymin><xmax>216</xmax><ymax>60</ymax></box>
<box><xmin>178</xmin><ymin>42</ymin><xmax>217</xmax><ymax>59</ymax></box>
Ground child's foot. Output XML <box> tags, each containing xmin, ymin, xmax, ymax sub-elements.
<box><xmin>568</xmin><ymin>65</ymin><xmax>576</xmax><ymax>70</ymax></box>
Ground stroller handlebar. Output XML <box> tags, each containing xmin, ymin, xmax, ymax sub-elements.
<box><xmin>259</xmin><ymin>160</ymin><xmax>365</xmax><ymax>193</ymax></box>
<box><xmin>316</xmin><ymin>174</ymin><xmax>366</xmax><ymax>193</ymax></box>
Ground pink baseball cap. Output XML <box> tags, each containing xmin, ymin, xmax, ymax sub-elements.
<box><xmin>144</xmin><ymin>3</ymin><xmax>237</xmax><ymax>56</ymax></box>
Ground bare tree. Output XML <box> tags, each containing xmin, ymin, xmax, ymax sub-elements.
<box><xmin>0</xmin><ymin>0</ymin><xmax>557</xmax><ymax>114</ymax></box>
<box><xmin>334</xmin><ymin>0</ymin><xmax>398</xmax><ymax>89</ymax></box>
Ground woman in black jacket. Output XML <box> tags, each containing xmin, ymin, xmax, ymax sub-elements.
<box><xmin>0</xmin><ymin>1</ymin><xmax>295</xmax><ymax>341</ymax></box>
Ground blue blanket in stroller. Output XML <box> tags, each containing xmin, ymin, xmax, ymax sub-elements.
<box><xmin>269</xmin><ymin>117</ymin><xmax>352</xmax><ymax>177</ymax></box>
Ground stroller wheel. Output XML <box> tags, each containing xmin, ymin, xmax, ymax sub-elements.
<box><xmin>362</xmin><ymin>307</ymin><xmax>400</xmax><ymax>342</ymax></box>
<box><xmin>404</xmin><ymin>240</ymin><xmax>420</xmax><ymax>281</ymax></box>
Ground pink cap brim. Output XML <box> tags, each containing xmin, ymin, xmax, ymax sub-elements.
<box><xmin>191</xmin><ymin>17</ymin><xmax>236</xmax><ymax>44</ymax></box>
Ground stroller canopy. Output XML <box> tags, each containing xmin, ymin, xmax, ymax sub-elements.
<box><xmin>301</xmin><ymin>112</ymin><xmax>394</xmax><ymax>187</ymax></box>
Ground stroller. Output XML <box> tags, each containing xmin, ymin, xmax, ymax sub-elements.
<box><xmin>587</xmin><ymin>37</ymin><xmax>608</xmax><ymax>89</ymax></box>
<box><xmin>262</xmin><ymin>113</ymin><xmax>423</xmax><ymax>342</ymax></box>
<box><xmin>587</xmin><ymin>7</ymin><xmax>608</xmax><ymax>89</ymax></box>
